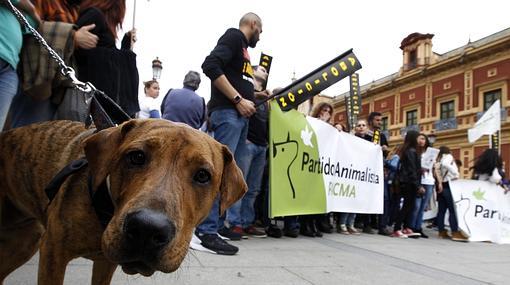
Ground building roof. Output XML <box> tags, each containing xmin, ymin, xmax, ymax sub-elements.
<box><xmin>333</xmin><ymin>27</ymin><xmax>510</xmax><ymax>102</ymax></box>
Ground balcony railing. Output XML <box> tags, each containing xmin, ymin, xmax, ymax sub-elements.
<box><xmin>400</xmin><ymin>125</ymin><xmax>419</xmax><ymax>137</ymax></box>
<box><xmin>434</xmin><ymin>118</ymin><xmax>458</xmax><ymax>131</ymax></box>
<box><xmin>476</xmin><ymin>108</ymin><xmax>507</xmax><ymax>121</ymax></box>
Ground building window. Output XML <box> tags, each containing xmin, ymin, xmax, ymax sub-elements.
<box><xmin>440</xmin><ymin>101</ymin><xmax>455</xmax><ymax>120</ymax></box>
<box><xmin>409</xmin><ymin>50</ymin><xmax>417</xmax><ymax>69</ymax></box>
<box><xmin>484</xmin><ymin>89</ymin><xmax>501</xmax><ymax>111</ymax></box>
<box><xmin>381</xmin><ymin>117</ymin><xmax>388</xmax><ymax>131</ymax></box>
<box><xmin>406</xmin><ymin>110</ymin><xmax>417</xmax><ymax>126</ymax></box>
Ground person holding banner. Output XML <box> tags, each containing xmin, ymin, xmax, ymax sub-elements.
<box><xmin>436</xmin><ymin>146</ymin><xmax>468</xmax><ymax>241</ymax></box>
<box><xmin>392</xmin><ymin>130</ymin><xmax>422</xmax><ymax>238</ymax></box>
<box><xmin>194</xmin><ymin>12</ymin><xmax>262</xmax><ymax>255</ymax></box>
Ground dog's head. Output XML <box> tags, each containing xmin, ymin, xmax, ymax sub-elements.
<box><xmin>82</xmin><ymin>119</ymin><xmax>247</xmax><ymax>276</ymax></box>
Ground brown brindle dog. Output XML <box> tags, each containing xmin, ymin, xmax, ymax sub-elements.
<box><xmin>0</xmin><ymin>119</ymin><xmax>247</xmax><ymax>284</ymax></box>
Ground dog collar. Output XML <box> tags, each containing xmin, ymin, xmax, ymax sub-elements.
<box><xmin>45</xmin><ymin>158</ymin><xmax>114</xmax><ymax>228</ymax></box>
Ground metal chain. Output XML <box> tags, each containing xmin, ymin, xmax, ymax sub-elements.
<box><xmin>4</xmin><ymin>0</ymin><xmax>94</xmax><ymax>92</ymax></box>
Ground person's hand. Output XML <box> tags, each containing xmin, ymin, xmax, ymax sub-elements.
<box><xmin>381</xmin><ymin>145</ymin><xmax>388</xmax><ymax>151</ymax></box>
<box><xmin>74</xmin><ymin>24</ymin><xmax>98</xmax><ymax>49</ymax></box>
<box><xmin>254</xmin><ymin>90</ymin><xmax>270</xmax><ymax>99</ymax></box>
<box><xmin>129</xmin><ymin>28</ymin><xmax>137</xmax><ymax>48</ymax></box>
<box><xmin>236</xmin><ymin>98</ymin><xmax>256</xmax><ymax>117</ymax></box>
<box><xmin>436</xmin><ymin>183</ymin><xmax>443</xmax><ymax>194</ymax></box>
<box><xmin>17</xmin><ymin>0</ymin><xmax>41</xmax><ymax>27</ymax></box>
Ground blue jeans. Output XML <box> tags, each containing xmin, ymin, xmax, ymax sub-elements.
<box><xmin>236</xmin><ymin>141</ymin><xmax>267</xmax><ymax>228</ymax></box>
<box><xmin>196</xmin><ymin>109</ymin><xmax>248</xmax><ymax>234</ymax></box>
<box><xmin>339</xmin><ymin>213</ymin><xmax>356</xmax><ymax>226</ymax></box>
<box><xmin>437</xmin><ymin>182</ymin><xmax>459</xmax><ymax>232</ymax></box>
<box><xmin>409</xmin><ymin>184</ymin><xmax>434</xmax><ymax>230</ymax></box>
<box><xmin>0</xmin><ymin>58</ymin><xmax>19</xmax><ymax>130</ymax></box>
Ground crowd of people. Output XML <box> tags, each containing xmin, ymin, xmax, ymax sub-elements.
<box><xmin>1</xmin><ymin>2</ymin><xmax>509</xmax><ymax>257</ymax></box>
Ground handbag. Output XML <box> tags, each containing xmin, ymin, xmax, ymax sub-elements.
<box><xmin>53</xmin><ymin>87</ymin><xmax>93</xmax><ymax>123</ymax></box>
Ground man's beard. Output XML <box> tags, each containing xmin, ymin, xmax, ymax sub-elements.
<box><xmin>249</xmin><ymin>34</ymin><xmax>259</xmax><ymax>48</ymax></box>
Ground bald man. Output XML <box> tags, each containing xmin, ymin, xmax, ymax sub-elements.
<box><xmin>195</xmin><ymin>12</ymin><xmax>263</xmax><ymax>255</ymax></box>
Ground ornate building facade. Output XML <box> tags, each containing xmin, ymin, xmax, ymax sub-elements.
<box><xmin>330</xmin><ymin>28</ymin><xmax>510</xmax><ymax>178</ymax></box>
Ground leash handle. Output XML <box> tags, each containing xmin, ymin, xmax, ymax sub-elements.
<box><xmin>4</xmin><ymin>0</ymin><xmax>94</xmax><ymax>93</ymax></box>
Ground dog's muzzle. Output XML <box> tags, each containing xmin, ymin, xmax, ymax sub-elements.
<box><xmin>119</xmin><ymin>208</ymin><xmax>175</xmax><ymax>275</ymax></box>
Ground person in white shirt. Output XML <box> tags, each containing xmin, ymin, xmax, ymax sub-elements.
<box><xmin>138</xmin><ymin>80</ymin><xmax>160</xmax><ymax>119</ymax></box>
<box><xmin>435</xmin><ymin>146</ymin><xmax>467</xmax><ymax>241</ymax></box>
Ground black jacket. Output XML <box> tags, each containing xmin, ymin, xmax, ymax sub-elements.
<box><xmin>202</xmin><ymin>28</ymin><xmax>254</xmax><ymax>114</ymax></box>
<box><xmin>398</xmin><ymin>147</ymin><xmax>421</xmax><ymax>191</ymax></box>
<box><xmin>75</xmin><ymin>7</ymin><xmax>139</xmax><ymax>117</ymax></box>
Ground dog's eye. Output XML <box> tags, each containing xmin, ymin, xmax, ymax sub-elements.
<box><xmin>127</xmin><ymin>150</ymin><xmax>146</xmax><ymax>166</ymax></box>
<box><xmin>193</xmin><ymin>169</ymin><xmax>211</xmax><ymax>185</ymax></box>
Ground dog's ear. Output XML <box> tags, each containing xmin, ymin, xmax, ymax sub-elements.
<box><xmin>219</xmin><ymin>146</ymin><xmax>247</xmax><ymax>215</ymax></box>
<box><xmin>83</xmin><ymin>127</ymin><xmax>121</xmax><ymax>192</ymax></box>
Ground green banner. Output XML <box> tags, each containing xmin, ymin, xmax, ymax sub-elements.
<box><xmin>269</xmin><ymin>102</ymin><xmax>326</xmax><ymax>217</ymax></box>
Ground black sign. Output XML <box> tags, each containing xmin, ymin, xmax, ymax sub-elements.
<box><xmin>491</xmin><ymin>132</ymin><xmax>500</xmax><ymax>151</ymax></box>
<box><xmin>259</xmin><ymin>53</ymin><xmax>273</xmax><ymax>90</ymax></box>
<box><xmin>349</xmin><ymin>73</ymin><xmax>361</xmax><ymax>115</ymax></box>
<box><xmin>273</xmin><ymin>49</ymin><xmax>362</xmax><ymax>111</ymax></box>
<box><xmin>344</xmin><ymin>95</ymin><xmax>352</xmax><ymax>131</ymax></box>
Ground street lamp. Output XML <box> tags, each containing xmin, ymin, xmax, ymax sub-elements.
<box><xmin>152</xmin><ymin>57</ymin><xmax>162</xmax><ymax>80</ymax></box>
<box><xmin>428</xmin><ymin>132</ymin><xmax>437</xmax><ymax>146</ymax></box>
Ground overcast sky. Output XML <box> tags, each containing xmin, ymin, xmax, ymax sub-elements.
<box><xmin>122</xmin><ymin>0</ymin><xmax>510</xmax><ymax>103</ymax></box>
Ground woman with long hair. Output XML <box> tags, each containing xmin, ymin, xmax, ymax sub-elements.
<box><xmin>436</xmin><ymin>146</ymin><xmax>468</xmax><ymax>241</ymax></box>
<box><xmin>471</xmin><ymin>148</ymin><xmax>504</xmax><ymax>184</ymax></box>
<box><xmin>391</xmin><ymin>130</ymin><xmax>422</xmax><ymax>238</ymax></box>
<box><xmin>74</xmin><ymin>0</ymin><xmax>140</xmax><ymax>117</ymax></box>
<box><xmin>409</xmin><ymin>133</ymin><xmax>437</xmax><ymax>238</ymax></box>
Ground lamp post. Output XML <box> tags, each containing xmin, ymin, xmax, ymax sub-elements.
<box><xmin>152</xmin><ymin>57</ymin><xmax>162</xmax><ymax>80</ymax></box>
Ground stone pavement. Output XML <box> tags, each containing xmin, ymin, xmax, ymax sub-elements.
<box><xmin>6</xmin><ymin>227</ymin><xmax>510</xmax><ymax>285</ymax></box>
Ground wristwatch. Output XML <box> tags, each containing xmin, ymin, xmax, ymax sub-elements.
<box><xmin>233</xmin><ymin>95</ymin><xmax>242</xmax><ymax>104</ymax></box>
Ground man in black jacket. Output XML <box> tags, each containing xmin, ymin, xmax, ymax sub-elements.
<box><xmin>193</xmin><ymin>12</ymin><xmax>262</xmax><ymax>255</ymax></box>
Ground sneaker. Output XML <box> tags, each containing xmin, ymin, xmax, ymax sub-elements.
<box><xmin>402</xmin><ymin>228</ymin><xmax>420</xmax><ymax>238</ymax></box>
<box><xmin>378</xmin><ymin>227</ymin><xmax>393</xmax><ymax>236</ymax></box>
<box><xmin>337</xmin><ymin>224</ymin><xmax>350</xmax><ymax>235</ymax></box>
<box><xmin>218</xmin><ymin>226</ymin><xmax>246</xmax><ymax>241</ymax></box>
<box><xmin>195</xmin><ymin>232</ymin><xmax>239</xmax><ymax>255</ymax></box>
<box><xmin>244</xmin><ymin>225</ymin><xmax>267</xmax><ymax>238</ymax></box>
<box><xmin>265</xmin><ymin>225</ymin><xmax>283</xmax><ymax>238</ymax></box>
<box><xmin>438</xmin><ymin>230</ymin><xmax>451</xmax><ymax>239</ymax></box>
<box><xmin>390</xmin><ymin>230</ymin><xmax>408</xmax><ymax>238</ymax></box>
<box><xmin>451</xmin><ymin>231</ymin><xmax>469</xmax><ymax>242</ymax></box>
<box><xmin>347</xmin><ymin>226</ymin><xmax>361</xmax><ymax>235</ymax></box>
<box><xmin>283</xmin><ymin>228</ymin><xmax>299</xmax><ymax>238</ymax></box>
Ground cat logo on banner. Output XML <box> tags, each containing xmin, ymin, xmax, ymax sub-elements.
<box><xmin>273</xmin><ymin>49</ymin><xmax>362</xmax><ymax>111</ymax></box>
<box><xmin>259</xmin><ymin>53</ymin><xmax>272</xmax><ymax>90</ymax></box>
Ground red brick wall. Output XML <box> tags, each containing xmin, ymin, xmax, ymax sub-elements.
<box><xmin>400</xmin><ymin>86</ymin><xmax>426</xmax><ymax>122</ymax></box>
<box><xmin>473</xmin><ymin>59</ymin><xmax>510</xmax><ymax>108</ymax></box>
<box><xmin>374</xmin><ymin>96</ymin><xmax>395</xmax><ymax>124</ymax></box>
<box><xmin>431</xmin><ymin>73</ymin><xmax>464</xmax><ymax>116</ymax></box>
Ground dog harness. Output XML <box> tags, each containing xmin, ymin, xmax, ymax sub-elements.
<box><xmin>45</xmin><ymin>158</ymin><xmax>114</xmax><ymax>228</ymax></box>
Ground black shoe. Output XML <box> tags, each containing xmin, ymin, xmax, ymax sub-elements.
<box><xmin>283</xmin><ymin>227</ymin><xmax>299</xmax><ymax>238</ymax></box>
<box><xmin>416</xmin><ymin>229</ymin><xmax>429</xmax><ymax>239</ymax></box>
<box><xmin>218</xmin><ymin>226</ymin><xmax>243</xmax><ymax>241</ymax></box>
<box><xmin>196</xmin><ymin>233</ymin><xmax>238</xmax><ymax>255</ymax></box>
<box><xmin>317</xmin><ymin>221</ymin><xmax>333</xmax><ymax>234</ymax></box>
<box><xmin>363</xmin><ymin>226</ymin><xmax>376</xmax><ymax>234</ymax></box>
<box><xmin>265</xmin><ymin>225</ymin><xmax>283</xmax><ymax>238</ymax></box>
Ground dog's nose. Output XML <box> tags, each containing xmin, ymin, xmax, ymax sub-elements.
<box><xmin>123</xmin><ymin>209</ymin><xmax>175</xmax><ymax>254</ymax></box>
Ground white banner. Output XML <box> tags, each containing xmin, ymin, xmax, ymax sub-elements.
<box><xmin>307</xmin><ymin>117</ymin><xmax>384</xmax><ymax>214</ymax></box>
<box><xmin>450</xmin><ymin>179</ymin><xmax>510</xmax><ymax>244</ymax></box>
